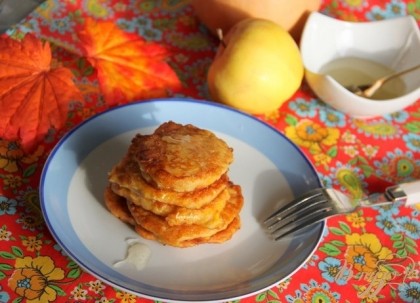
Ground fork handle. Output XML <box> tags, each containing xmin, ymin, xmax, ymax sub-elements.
<box><xmin>387</xmin><ymin>180</ymin><xmax>420</xmax><ymax>206</ymax></box>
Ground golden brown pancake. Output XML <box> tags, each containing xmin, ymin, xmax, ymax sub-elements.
<box><xmin>104</xmin><ymin>121</ymin><xmax>244</xmax><ymax>248</ymax></box>
<box><xmin>165</xmin><ymin>186</ymin><xmax>229</xmax><ymax>228</ymax></box>
<box><xmin>131</xmin><ymin>121</ymin><xmax>233</xmax><ymax>192</ymax></box>
<box><xmin>105</xmin><ymin>186</ymin><xmax>241</xmax><ymax>247</ymax></box>
<box><xmin>111</xmin><ymin>183</ymin><xmax>175</xmax><ymax>216</ymax></box>
<box><xmin>202</xmin><ymin>216</ymin><xmax>241</xmax><ymax>244</ymax></box>
<box><xmin>109</xmin><ymin>153</ymin><xmax>229</xmax><ymax>209</ymax></box>
<box><xmin>127</xmin><ymin>183</ymin><xmax>243</xmax><ymax>247</ymax></box>
<box><xmin>103</xmin><ymin>186</ymin><xmax>136</xmax><ymax>226</ymax></box>
<box><xmin>114</xmin><ymin>183</ymin><xmax>229</xmax><ymax>228</ymax></box>
<box><xmin>134</xmin><ymin>217</ymin><xmax>241</xmax><ymax>248</ymax></box>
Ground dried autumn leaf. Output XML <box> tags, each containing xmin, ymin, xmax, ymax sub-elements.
<box><xmin>78</xmin><ymin>18</ymin><xmax>182</xmax><ymax>105</ymax></box>
<box><xmin>0</xmin><ymin>34</ymin><xmax>81</xmax><ymax>151</ymax></box>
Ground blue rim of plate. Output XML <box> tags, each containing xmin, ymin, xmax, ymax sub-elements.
<box><xmin>40</xmin><ymin>98</ymin><xmax>324</xmax><ymax>302</ymax></box>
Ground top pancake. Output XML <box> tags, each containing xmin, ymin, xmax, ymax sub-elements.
<box><xmin>131</xmin><ymin>121</ymin><xmax>233</xmax><ymax>192</ymax></box>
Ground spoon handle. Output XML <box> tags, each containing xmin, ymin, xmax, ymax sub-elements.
<box><xmin>363</xmin><ymin>63</ymin><xmax>420</xmax><ymax>98</ymax></box>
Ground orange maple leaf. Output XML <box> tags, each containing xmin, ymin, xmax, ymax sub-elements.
<box><xmin>0</xmin><ymin>34</ymin><xmax>81</xmax><ymax>151</ymax></box>
<box><xmin>77</xmin><ymin>18</ymin><xmax>182</xmax><ymax>105</ymax></box>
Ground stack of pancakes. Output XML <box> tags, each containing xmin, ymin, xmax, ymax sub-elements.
<box><xmin>104</xmin><ymin>121</ymin><xmax>244</xmax><ymax>247</ymax></box>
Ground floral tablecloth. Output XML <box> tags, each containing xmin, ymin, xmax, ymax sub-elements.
<box><xmin>0</xmin><ymin>0</ymin><xmax>419</xmax><ymax>302</ymax></box>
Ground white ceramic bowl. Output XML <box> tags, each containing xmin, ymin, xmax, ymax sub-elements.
<box><xmin>300</xmin><ymin>12</ymin><xmax>420</xmax><ymax>118</ymax></box>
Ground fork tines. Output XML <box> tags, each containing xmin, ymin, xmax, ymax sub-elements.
<box><xmin>264</xmin><ymin>188</ymin><xmax>334</xmax><ymax>240</ymax></box>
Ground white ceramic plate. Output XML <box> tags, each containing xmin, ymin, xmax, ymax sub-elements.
<box><xmin>40</xmin><ymin>98</ymin><xmax>324</xmax><ymax>302</ymax></box>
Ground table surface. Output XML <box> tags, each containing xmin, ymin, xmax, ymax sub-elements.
<box><xmin>0</xmin><ymin>0</ymin><xmax>419</xmax><ymax>302</ymax></box>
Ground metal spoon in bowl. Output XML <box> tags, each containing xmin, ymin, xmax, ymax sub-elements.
<box><xmin>346</xmin><ymin>63</ymin><xmax>420</xmax><ymax>98</ymax></box>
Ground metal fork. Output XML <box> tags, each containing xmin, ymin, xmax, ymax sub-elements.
<box><xmin>264</xmin><ymin>180</ymin><xmax>420</xmax><ymax>240</ymax></box>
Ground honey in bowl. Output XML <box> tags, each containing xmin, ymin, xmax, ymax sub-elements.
<box><xmin>319</xmin><ymin>57</ymin><xmax>406</xmax><ymax>100</ymax></box>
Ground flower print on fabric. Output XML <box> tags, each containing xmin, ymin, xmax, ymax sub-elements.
<box><xmin>0</xmin><ymin>286</ymin><xmax>10</xmax><ymax>303</ymax></box>
<box><xmin>398</xmin><ymin>281</ymin><xmax>420</xmax><ymax>303</ymax></box>
<box><xmin>49</xmin><ymin>16</ymin><xmax>75</xmax><ymax>34</ymax></box>
<box><xmin>0</xmin><ymin>225</ymin><xmax>12</xmax><ymax>241</ymax></box>
<box><xmin>88</xmin><ymin>280</ymin><xmax>106</xmax><ymax>294</ymax></box>
<box><xmin>373</xmin><ymin>149</ymin><xmax>420</xmax><ymax>182</ymax></box>
<box><xmin>83</xmin><ymin>0</ymin><xmax>114</xmax><ymax>19</ymax></box>
<box><xmin>376</xmin><ymin>212</ymin><xmax>400</xmax><ymax>236</ymax></box>
<box><xmin>395</xmin><ymin>216</ymin><xmax>420</xmax><ymax>240</ymax></box>
<box><xmin>344</xmin><ymin>233</ymin><xmax>393</xmax><ymax>273</ymax></box>
<box><xmin>117</xmin><ymin>17</ymin><xmax>162</xmax><ymax>41</ymax></box>
<box><xmin>286</xmin><ymin>119</ymin><xmax>340</xmax><ymax>153</ymax></box>
<box><xmin>285</xmin><ymin>119</ymin><xmax>340</xmax><ymax>169</ymax></box>
<box><xmin>319</xmin><ymin>108</ymin><xmax>346</xmax><ymax>128</ymax></box>
<box><xmin>116</xmin><ymin>290</ymin><xmax>137</xmax><ymax>303</ymax></box>
<box><xmin>285</xmin><ymin>279</ymin><xmax>340</xmax><ymax>303</ymax></box>
<box><xmin>366</xmin><ymin>0</ymin><xmax>407</xmax><ymax>20</ymax></box>
<box><xmin>15</xmin><ymin>186</ymin><xmax>40</xmax><ymax>212</ymax></box>
<box><xmin>319</xmin><ymin>257</ymin><xmax>351</xmax><ymax>285</ymax></box>
<box><xmin>384</xmin><ymin>110</ymin><xmax>409</xmax><ymax>123</ymax></box>
<box><xmin>403</xmin><ymin>133</ymin><xmax>420</xmax><ymax>152</ymax></box>
<box><xmin>346</xmin><ymin>211</ymin><xmax>366</xmax><ymax>229</ymax></box>
<box><xmin>71</xmin><ymin>285</ymin><xmax>89</xmax><ymax>300</ymax></box>
<box><xmin>288</xmin><ymin>98</ymin><xmax>318</xmax><ymax>118</ymax></box>
<box><xmin>8</xmin><ymin>256</ymin><xmax>65</xmax><ymax>303</ymax></box>
<box><xmin>22</xmin><ymin>235</ymin><xmax>43</xmax><ymax>252</ymax></box>
<box><xmin>0</xmin><ymin>140</ymin><xmax>43</xmax><ymax>173</ymax></box>
<box><xmin>329</xmin><ymin>162</ymin><xmax>366</xmax><ymax>199</ymax></box>
<box><xmin>353</xmin><ymin>119</ymin><xmax>400</xmax><ymax>139</ymax></box>
<box><xmin>341</xmin><ymin>0</ymin><xmax>368</xmax><ymax>11</ymax></box>
<box><xmin>0</xmin><ymin>196</ymin><xmax>17</xmax><ymax>215</ymax></box>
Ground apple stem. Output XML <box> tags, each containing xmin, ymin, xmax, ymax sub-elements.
<box><xmin>216</xmin><ymin>28</ymin><xmax>227</xmax><ymax>48</ymax></box>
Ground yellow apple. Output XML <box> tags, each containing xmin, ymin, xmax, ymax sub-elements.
<box><xmin>207</xmin><ymin>18</ymin><xmax>304</xmax><ymax>115</ymax></box>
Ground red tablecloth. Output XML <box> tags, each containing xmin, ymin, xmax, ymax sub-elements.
<box><xmin>0</xmin><ymin>1</ymin><xmax>419</xmax><ymax>302</ymax></box>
